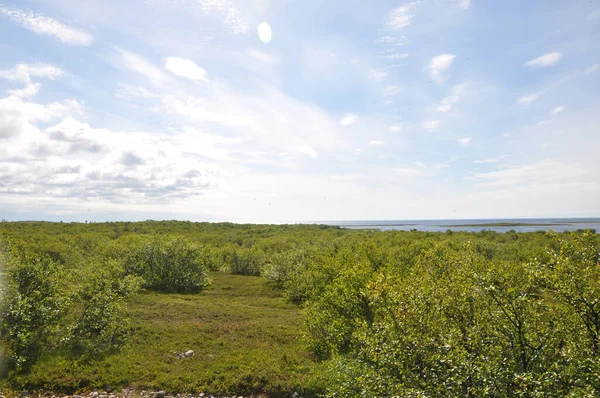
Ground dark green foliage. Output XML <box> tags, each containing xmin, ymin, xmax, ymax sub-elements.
<box><xmin>0</xmin><ymin>248</ymin><xmax>69</xmax><ymax>370</ymax></box>
<box><xmin>303</xmin><ymin>234</ymin><xmax>600</xmax><ymax>397</ymax></box>
<box><xmin>119</xmin><ymin>237</ymin><xmax>209</xmax><ymax>293</ymax></box>
<box><xmin>67</xmin><ymin>261</ymin><xmax>142</xmax><ymax>357</ymax></box>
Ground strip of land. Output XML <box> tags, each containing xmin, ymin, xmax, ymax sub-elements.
<box><xmin>439</xmin><ymin>222</ymin><xmax>566</xmax><ymax>227</ymax></box>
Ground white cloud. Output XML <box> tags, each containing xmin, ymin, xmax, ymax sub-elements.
<box><xmin>116</xmin><ymin>84</ymin><xmax>157</xmax><ymax>100</ymax></box>
<box><xmin>550</xmin><ymin>106</ymin><xmax>565</xmax><ymax>115</ymax></box>
<box><xmin>386</xmin><ymin>2</ymin><xmax>419</xmax><ymax>30</ymax></box>
<box><xmin>165</xmin><ymin>57</ymin><xmax>207</xmax><ymax>81</ymax></box>
<box><xmin>378</xmin><ymin>154</ymin><xmax>386</xmax><ymax>159</ymax></box>
<box><xmin>517</xmin><ymin>92</ymin><xmax>541</xmax><ymax>104</ymax></box>
<box><xmin>0</xmin><ymin>6</ymin><xmax>93</xmax><ymax>46</ymax></box>
<box><xmin>340</xmin><ymin>113</ymin><xmax>358</xmax><ymax>126</ymax></box>
<box><xmin>473</xmin><ymin>155</ymin><xmax>510</xmax><ymax>164</ymax></box>
<box><xmin>382</xmin><ymin>85</ymin><xmax>401</xmax><ymax>97</ymax></box>
<box><xmin>457</xmin><ymin>137</ymin><xmax>472</xmax><ymax>146</ymax></box>
<box><xmin>8</xmin><ymin>83</ymin><xmax>41</xmax><ymax>99</ymax></box>
<box><xmin>0</xmin><ymin>63</ymin><xmax>63</xmax><ymax>83</ymax></box>
<box><xmin>119</xmin><ymin>49</ymin><xmax>170</xmax><ymax>84</ymax></box>
<box><xmin>368</xmin><ymin>140</ymin><xmax>385</xmax><ymax>147</ymax></box>
<box><xmin>459</xmin><ymin>0</ymin><xmax>471</xmax><ymax>9</ymax></box>
<box><xmin>429</xmin><ymin>54</ymin><xmax>456</xmax><ymax>84</ymax></box>
<box><xmin>524</xmin><ymin>52</ymin><xmax>562</xmax><ymax>68</ymax></box>
<box><xmin>377</xmin><ymin>36</ymin><xmax>410</xmax><ymax>46</ymax></box>
<box><xmin>382</xmin><ymin>53</ymin><xmax>410</xmax><ymax>60</ymax></box>
<box><xmin>394</xmin><ymin>167</ymin><xmax>419</xmax><ymax>173</ymax></box>
<box><xmin>150</xmin><ymin>0</ymin><xmax>249</xmax><ymax>34</ymax></box>
<box><xmin>471</xmin><ymin>158</ymin><xmax>583</xmax><ymax>187</ymax></box>
<box><xmin>369</xmin><ymin>69</ymin><xmax>389</xmax><ymax>80</ymax></box>
<box><xmin>390</xmin><ymin>125</ymin><xmax>402</xmax><ymax>132</ymax></box>
<box><xmin>248</xmin><ymin>49</ymin><xmax>279</xmax><ymax>64</ymax></box>
<box><xmin>421</xmin><ymin>120</ymin><xmax>440</xmax><ymax>130</ymax></box>
<box><xmin>290</xmin><ymin>145</ymin><xmax>317</xmax><ymax>158</ymax></box>
<box><xmin>437</xmin><ymin>83</ymin><xmax>468</xmax><ymax>112</ymax></box>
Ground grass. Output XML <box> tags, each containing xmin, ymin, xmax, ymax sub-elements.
<box><xmin>8</xmin><ymin>273</ymin><xmax>323</xmax><ymax>397</ymax></box>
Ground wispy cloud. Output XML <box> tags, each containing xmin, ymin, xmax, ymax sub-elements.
<box><xmin>421</xmin><ymin>120</ymin><xmax>440</xmax><ymax>130</ymax></box>
<box><xmin>0</xmin><ymin>63</ymin><xmax>63</xmax><ymax>83</ymax></box>
<box><xmin>550</xmin><ymin>105</ymin><xmax>565</xmax><ymax>115</ymax></box>
<box><xmin>473</xmin><ymin>155</ymin><xmax>510</xmax><ymax>164</ymax></box>
<box><xmin>165</xmin><ymin>57</ymin><xmax>207</xmax><ymax>81</ymax></box>
<box><xmin>524</xmin><ymin>52</ymin><xmax>562</xmax><ymax>68</ymax></box>
<box><xmin>459</xmin><ymin>0</ymin><xmax>471</xmax><ymax>9</ymax></box>
<box><xmin>386</xmin><ymin>2</ymin><xmax>420</xmax><ymax>30</ymax></box>
<box><xmin>340</xmin><ymin>113</ymin><xmax>358</xmax><ymax>126</ymax></box>
<box><xmin>118</xmin><ymin>49</ymin><xmax>170</xmax><ymax>84</ymax></box>
<box><xmin>390</xmin><ymin>125</ymin><xmax>402</xmax><ymax>132</ymax></box>
<box><xmin>394</xmin><ymin>167</ymin><xmax>419</xmax><ymax>174</ymax></box>
<box><xmin>147</xmin><ymin>0</ymin><xmax>249</xmax><ymax>34</ymax></box>
<box><xmin>116</xmin><ymin>84</ymin><xmax>157</xmax><ymax>100</ymax></box>
<box><xmin>584</xmin><ymin>64</ymin><xmax>599</xmax><ymax>75</ymax></box>
<box><xmin>368</xmin><ymin>140</ymin><xmax>385</xmax><ymax>147</ymax></box>
<box><xmin>377</xmin><ymin>35</ymin><xmax>410</xmax><ymax>46</ymax></box>
<box><xmin>471</xmin><ymin>158</ymin><xmax>583</xmax><ymax>187</ymax></box>
<box><xmin>429</xmin><ymin>54</ymin><xmax>456</xmax><ymax>84</ymax></box>
<box><xmin>0</xmin><ymin>63</ymin><xmax>64</xmax><ymax>99</ymax></box>
<box><xmin>517</xmin><ymin>92</ymin><xmax>541</xmax><ymax>105</ymax></box>
<box><xmin>438</xmin><ymin>83</ymin><xmax>468</xmax><ymax>112</ymax></box>
<box><xmin>457</xmin><ymin>137</ymin><xmax>472</xmax><ymax>147</ymax></box>
<box><xmin>247</xmin><ymin>49</ymin><xmax>279</xmax><ymax>64</ymax></box>
<box><xmin>0</xmin><ymin>6</ymin><xmax>93</xmax><ymax>46</ymax></box>
<box><xmin>382</xmin><ymin>85</ymin><xmax>401</xmax><ymax>97</ymax></box>
<box><xmin>381</xmin><ymin>53</ymin><xmax>410</xmax><ymax>60</ymax></box>
<box><xmin>369</xmin><ymin>69</ymin><xmax>389</xmax><ymax>80</ymax></box>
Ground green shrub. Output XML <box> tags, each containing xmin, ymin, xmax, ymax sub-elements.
<box><xmin>66</xmin><ymin>261</ymin><xmax>143</xmax><ymax>358</ymax></box>
<box><xmin>123</xmin><ymin>237</ymin><xmax>209</xmax><ymax>293</ymax></box>
<box><xmin>0</xmin><ymin>249</ymin><xmax>69</xmax><ymax>370</ymax></box>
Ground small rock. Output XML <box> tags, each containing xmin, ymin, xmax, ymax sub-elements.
<box><xmin>155</xmin><ymin>391</ymin><xmax>165</xmax><ymax>398</ymax></box>
<box><xmin>21</xmin><ymin>392</ymin><xmax>30</xmax><ymax>397</ymax></box>
<box><xmin>292</xmin><ymin>393</ymin><xmax>299</xmax><ymax>398</ymax></box>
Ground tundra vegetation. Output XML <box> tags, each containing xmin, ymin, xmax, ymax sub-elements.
<box><xmin>0</xmin><ymin>221</ymin><xmax>599</xmax><ymax>397</ymax></box>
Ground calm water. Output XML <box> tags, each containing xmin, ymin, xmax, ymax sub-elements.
<box><xmin>325</xmin><ymin>218</ymin><xmax>600</xmax><ymax>233</ymax></box>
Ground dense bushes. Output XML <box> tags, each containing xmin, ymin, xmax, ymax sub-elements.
<box><xmin>118</xmin><ymin>237</ymin><xmax>209</xmax><ymax>293</ymax></box>
<box><xmin>303</xmin><ymin>233</ymin><xmax>600</xmax><ymax>397</ymax></box>
<box><xmin>0</xmin><ymin>242</ymin><xmax>142</xmax><ymax>373</ymax></box>
<box><xmin>1</xmin><ymin>221</ymin><xmax>599</xmax><ymax>395</ymax></box>
<box><xmin>0</xmin><ymin>248</ymin><xmax>69</xmax><ymax>370</ymax></box>
<box><xmin>66</xmin><ymin>261</ymin><xmax>142</xmax><ymax>357</ymax></box>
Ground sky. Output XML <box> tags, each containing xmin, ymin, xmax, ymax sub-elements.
<box><xmin>0</xmin><ymin>0</ymin><xmax>599</xmax><ymax>223</ymax></box>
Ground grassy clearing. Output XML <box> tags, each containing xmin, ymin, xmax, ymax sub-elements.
<box><xmin>9</xmin><ymin>273</ymin><xmax>322</xmax><ymax>397</ymax></box>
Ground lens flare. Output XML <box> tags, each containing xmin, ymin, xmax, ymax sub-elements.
<box><xmin>258</xmin><ymin>22</ymin><xmax>272</xmax><ymax>43</ymax></box>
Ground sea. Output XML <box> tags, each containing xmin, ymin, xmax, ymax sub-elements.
<box><xmin>325</xmin><ymin>218</ymin><xmax>600</xmax><ymax>233</ymax></box>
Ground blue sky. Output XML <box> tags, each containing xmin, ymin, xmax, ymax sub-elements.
<box><xmin>0</xmin><ymin>0</ymin><xmax>599</xmax><ymax>222</ymax></box>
